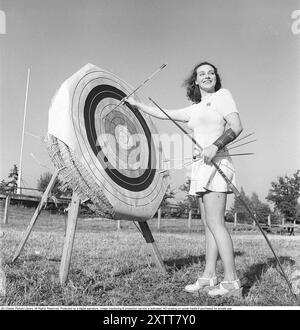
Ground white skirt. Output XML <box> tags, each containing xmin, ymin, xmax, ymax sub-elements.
<box><xmin>189</xmin><ymin>154</ymin><xmax>236</xmax><ymax>195</ymax></box>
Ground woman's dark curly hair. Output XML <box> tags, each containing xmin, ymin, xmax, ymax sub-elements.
<box><xmin>183</xmin><ymin>61</ymin><xmax>222</xmax><ymax>103</ymax></box>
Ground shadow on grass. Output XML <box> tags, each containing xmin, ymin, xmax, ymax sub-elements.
<box><xmin>165</xmin><ymin>250</ymin><xmax>245</xmax><ymax>270</ymax></box>
<box><xmin>241</xmin><ymin>256</ymin><xmax>295</xmax><ymax>296</ymax></box>
<box><xmin>165</xmin><ymin>254</ymin><xmax>206</xmax><ymax>270</ymax></box>
<box><xmin>25</xmin><ymin>254</ymin><xmax>44</xmax><ymax>262</ymax></box>
<box><xmin>5</xmin><ymin>253</ymin><xmax>45</xmax><ymax>266</ymax></box>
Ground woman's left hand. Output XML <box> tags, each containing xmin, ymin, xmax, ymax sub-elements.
<box><xmin>201</xmin><ymin>145</ymin><xmax>218</xmax><ymax>164</ymax></box>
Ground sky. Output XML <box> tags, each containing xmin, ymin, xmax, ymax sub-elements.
<box><xmin>0</xmin><ymin>0</ymin><xmax>299</xmax><ymax>207</ymax></box>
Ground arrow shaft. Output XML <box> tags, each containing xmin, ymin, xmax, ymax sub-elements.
<box><xmin>111</xmin><ymin>63</ymin><xmax>168</xmax><ymax>113</ymax></box>
<box><xmin>227</xmin><ymin>139</ymin><xmax>256</xmax><ymax>151</ymax></box>
<box><xmin>227</xmin><ymin>132</ymin><xmax>255</xmax><ymax>146</ymax></box>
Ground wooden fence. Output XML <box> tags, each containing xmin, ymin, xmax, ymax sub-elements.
<box><xmin>1</xmin><ymin>194</ymin><xmax>298</xmax><ymax>235</ymax></box>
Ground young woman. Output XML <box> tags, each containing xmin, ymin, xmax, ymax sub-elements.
<box><xmin>126</xmin><ymin>61</ymin><xmax>243</xmax><ymax>297</ymax></box>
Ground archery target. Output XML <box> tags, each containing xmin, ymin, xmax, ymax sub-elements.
<box><xmin>48</xmin><ymin>63</ymin><xmax>169</xmax><ymax>221</ymax></box>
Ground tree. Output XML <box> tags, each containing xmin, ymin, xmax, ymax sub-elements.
<box><xmin>296</xmin><ymin>204</ymin><xmax>300</xmax><ymax>224</ymax></box>
<box><xmin>160</xmin><ymin>185</ymin><xmax>176</xmax><ymax>208</ymax></box>
<box><xmin>7</xmin><ymin>164</ymin><xmax>18</xmax><ymax>193</ymax></box>
<box><xmin>231</xmin><ymin>189</ymin><xmax>272</xmax><ymax>224</ymax></box>
<box><xmin>250</xmin><ymin>192</ymin><xmax>271</xmax><ymax>223</ymax></box>
<box><xmin>37</xmin><ymin>172</ymin><xmax>72</xmax><ymax>198</ymax></box>
<box><xmin>266</xmin><ymin>170</ymin><xmax>300</xmax><ymax>223</ymax></box>
<box><xmin>230</xmin><ymin>187</ymin><xmax>253</xmax><ymax>223</ymax></box>
<box><xmin>178</xmin><ymin>177</ymin><xmax>198</xmax><ymax>209</ymax></box>
<box><xmin>0</xmin><ymin>179</ymin><xmax>7</xmax><ymax>194</ymax></box>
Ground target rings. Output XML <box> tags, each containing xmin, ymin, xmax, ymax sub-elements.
<box><xmin>47</xmin><ymin>64</ymin><xmax>169</xmax><ymax>220</ymax></box>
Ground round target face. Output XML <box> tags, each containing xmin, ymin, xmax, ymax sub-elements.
<box><xmin>50</xmin><ymin>64</ymin><xmax>170</xmax><ymax>220</ymax></box>
<box><xmin>82</xmin><ymin>84</ymin><xmax>156</xmax><ymax>192</ymax></box>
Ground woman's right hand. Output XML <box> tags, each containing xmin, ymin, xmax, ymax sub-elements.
<box><xmin>124</xmin><ymin>96</ymin><xmax>170</xmax><ymax>120</ymax></box>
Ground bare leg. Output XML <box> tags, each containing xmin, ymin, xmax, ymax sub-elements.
<box><xmin>198</xmin><ymin>197</ymin><xmax>218</xmax><ymax>278</ymax></box>
<box><xmin>203</xmin><ymin>191</ymin><xmax>238</xmax><ymax>281</ymax></box>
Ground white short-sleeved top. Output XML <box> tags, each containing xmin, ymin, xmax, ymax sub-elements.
<box><xmin>186</xmin><ymin>88</ymin><xmax>238</xmax><ymax>147</ymax></box>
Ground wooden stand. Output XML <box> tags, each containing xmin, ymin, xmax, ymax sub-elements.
<box><xmin>59</xmin><ymin>192</ymin><xmax>80</xmax><ymax>284</ymax></box>
<box><xmin>138</xmin><ymin>221</ymin><xmax>166</xmax><ymax>275</ymax></box>
<box><xmin>12</xmin><ymin>171</ymin><xmax>166</xmax><ymax>284</ymax></box>
<box><xmin>12</xmin><ymin>169</ymin><xmax>60</xmax><ymax>262</ymax></box>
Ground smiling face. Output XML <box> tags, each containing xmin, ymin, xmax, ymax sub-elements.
<box><xmin>195</xmin><ymin>64</ymin><xmax>217</xmax><ymax>93</ymax></box>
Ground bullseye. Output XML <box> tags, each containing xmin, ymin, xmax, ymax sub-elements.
<box><xmin>115</xmin><ymin>125</ymin><xmax>134</xmax><ymax>150</ymax></box>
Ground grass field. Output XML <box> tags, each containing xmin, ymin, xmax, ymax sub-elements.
<box><xmin>1</xmin><ymin>204</ymin><xmax>300</xmax><ymax>307</ymax></box>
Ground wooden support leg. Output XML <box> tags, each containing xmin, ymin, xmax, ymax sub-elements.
<box><xmin>59</xmin><ymin>192</ymin><xmax>80</xmax><ymax>285</ymax></box>
<box><xmin>138</xmin><ymin>221</ymin><xmax>166</xmax><ymax>275</ymax></box>
<box><xmin>12</xmin><ymin>169</ymin><xmax>59</xmax><ymax>262</ymax></box>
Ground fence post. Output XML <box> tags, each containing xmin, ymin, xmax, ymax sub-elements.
<box><xmin>268</xmin><ymin>214</ymin><xmax>271</xmax><ymax>229</ymax></box>
<box><xmin>234</xmin><ymin>212</ymin><xmax>237</xmax><ymax>228</ymax></box>
<box><xmin>188</xmin><ymin>209</ymin><xmax>192</xmax><ymax>232</ymax></box>
<box><xmin>293</xmin><ymin>220</ymin><xmax>296</xmax><ymax>235</ymax></box>
<box><xmin>117</xmin><ymin>220</ymin><xmax>122</xmax><ymax>230</ymax></box>
<box><xmin>3</xmin><ymin>195</ymin><xmax>10</xmax><ymax>224</ymax></box>
<box><xmin>252</xmin><ymin>213</ymin><xmax>256</xmax><ymax>227</ymax></box>
<box><xmin>157</xmin><ymin>208</ymin><xmax>161</xmax><ymax>231</ymax></box>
